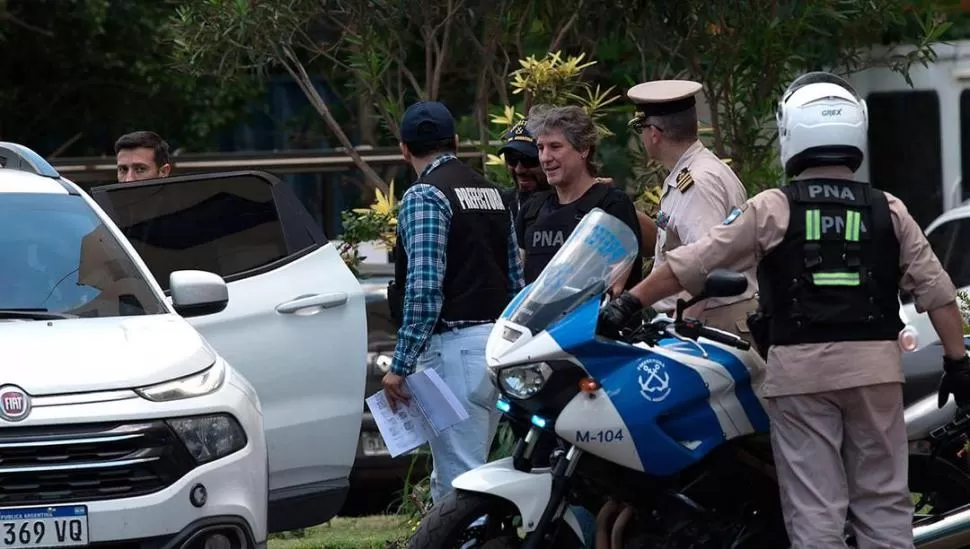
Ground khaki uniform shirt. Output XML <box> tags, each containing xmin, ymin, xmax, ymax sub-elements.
<box><xmin>664</xmin><ymin>187</ymin><xmax>957</xmax><ymax>398</ymax></box>
<box><xmin>652</xmin><ymin>140</ymin><xmax>756</xmax><ymax>312</ymax></box>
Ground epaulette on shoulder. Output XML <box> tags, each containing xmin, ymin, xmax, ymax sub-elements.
<box><xmin>675</xmin><ymin>168</ymin><xmax>694</xmax><ymax>193</ymax></box>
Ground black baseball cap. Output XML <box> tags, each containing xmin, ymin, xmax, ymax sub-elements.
<box><xmin>497</xmin><ymin>120</ymin><xmax>538</xmax><ymax>159</ymax></box>
<box><xmin>400</xmin><ymin>101</ymin><xmax>456</xmax><ymax>143</ymax></box>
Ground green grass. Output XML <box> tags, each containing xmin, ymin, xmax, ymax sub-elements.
<box><xmin>265</xmin><ymin>494</ymin><xmax>937</xmax><ymax>548</ymax></box>
<box><xmin>268</xmin><ymin>516</ymin><xmax>413</xmax><ymax>549</ymax></box>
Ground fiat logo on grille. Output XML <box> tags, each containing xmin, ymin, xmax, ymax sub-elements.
<box><xmin>0</xmin><ymin>385</ymin><xmax>31</xmax><ymax>422</ymax></box>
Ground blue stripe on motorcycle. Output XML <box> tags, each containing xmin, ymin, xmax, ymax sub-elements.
<box><xmin>699</xmin><ymin>344</ymin><xmax>771</xmax><ymax>433</ymax></box>
<box><xmin>657</xmin><ymin>337</ymin><xmax>770</xmax><ymax>433</ymax></box>
<box><xmin>583</xmin><ymin>349</ymin><xmax>727</xmax><ymax>476</ymax></box>
<box><xmin>500</xmin><ymin>282</ymin><xmax>533</xmax><ymax>319</ymax></box>
<box><xmin>547</xmin><ymin>311</ymin><xmax>728</xmax><ymax>476</ymax></box>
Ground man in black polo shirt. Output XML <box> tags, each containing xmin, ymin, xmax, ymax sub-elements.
<box><xmin>382</xmin><ymin>100</ymin><xmax>525</xmax><ymax>505</ymax></box>
<box><xmin>517</xmin><ymin>104</ymin><xmax>644</xmax><ymax>290</ymax></box>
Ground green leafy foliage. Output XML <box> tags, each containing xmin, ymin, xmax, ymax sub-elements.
<box><xmin>337</xmin><ymin>210</ymin><xmax>395</xmax><ymax>276</ymax></box>
<box><xmin>620</xmin><ymin>0</ymin><xmax>951</xmax><ymax>193</ymax></box>
<box><xmin>0</xmin><ymin>0</ymin><xmax>258</xmax><ymax>155</ymax></box>
<box><xmin>957</xmin><ymin>289</ymin><xmax>970</xmax><ymax>335</ymax></box>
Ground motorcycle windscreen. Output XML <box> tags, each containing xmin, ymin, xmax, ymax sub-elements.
<box><xmin>504</xmin><ymin>208</ymin><xmax>638</xmax><ymax>334</ymax></box>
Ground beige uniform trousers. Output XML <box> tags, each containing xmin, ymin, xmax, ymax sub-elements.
<box><xmin>661</xmin><ymin>173</ymin><xmax>957</xmax><ymax>549</ymax></box>
<box><xmin>765</xmin><ymin>383</ymin><xmax>913</xmax><ymax>549</ymax></box>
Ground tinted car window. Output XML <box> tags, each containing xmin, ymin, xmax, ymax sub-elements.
<box><xmin>904</xmin><ymin>217</ymin><xmax>970</xmax><ymax>305</ymax></box>
<box><xmin>930</xmin><ymin>218</ymin><xmax>970</xmax><ymax>289</ymax></box>
<box><xmin>866</xmin><ymin>91</ymin><xmax>943</xmax><ymax>229</ymax></box>
<box><xmin>97</xmin><ymin>175</ymin><xmax>289</xmax><ymax>291</ymax></box>
<box><xmin>0</xmin><ymin>193</ymin><xmax>165</xmax><ymax>317</ymax></box>
<box><xmin>962</xmin><ymin>90</ymin><xmax>970</xmax><ymax>203</ymax></box>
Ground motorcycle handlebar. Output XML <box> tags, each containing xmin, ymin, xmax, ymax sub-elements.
<box><xmin>697</xmin><ymin>325</ymin><xmax>751</xmax><ymax>351</ymax></box>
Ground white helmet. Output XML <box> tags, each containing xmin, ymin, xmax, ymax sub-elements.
<box><xmin>776</xmin><ymin>71</ymin><xmax>868</xmax><ymax>177</ymax></box>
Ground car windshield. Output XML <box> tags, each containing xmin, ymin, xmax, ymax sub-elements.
<box><xmin>0</xmin><ymin>193</ymin><xmax>166</xmax><ymax>317</ymax></box>
<box><xmin>504</xmin><ymin>208</ymin><xmax>639</xmax><ymax>334</ymax></box>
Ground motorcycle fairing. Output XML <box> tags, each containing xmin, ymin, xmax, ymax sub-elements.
<box><xmin>451</xmin><ymin>457</ymin><xmax>588</xmax><ymax>543</ymax></box>
<box><xmin>488</xmin><ymin>208</ymin><xmax>771</xmax><ymax>476</ymax></box>
<box><xmin>528</xmin><ymin>295</ymin><xmax>770</xmax><ymax>477</ymax></box>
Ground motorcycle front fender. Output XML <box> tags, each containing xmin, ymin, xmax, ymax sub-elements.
<box><xmin>452</xmin><ymin>457</ymin><xmax>587</xmax><ymax>545</ymax></box>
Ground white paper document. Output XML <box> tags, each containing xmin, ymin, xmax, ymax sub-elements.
<box><xmin>365</xmin><ymin>368</ymin><xmax>470</xmax><ymax>458</ymax></box>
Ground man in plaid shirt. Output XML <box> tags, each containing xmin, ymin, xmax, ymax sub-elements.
<box><xmin>382</xmin><ymin>100</ymin><xmax>524</xmax><ymax>505</ymax></box>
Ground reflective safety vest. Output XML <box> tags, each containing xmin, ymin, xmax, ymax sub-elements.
<box><xmin>756</xmin><ymin>178</ymin><xmax>903</xmax><ymax>346</ymax></box>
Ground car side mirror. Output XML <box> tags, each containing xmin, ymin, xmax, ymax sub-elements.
<box><xmin>702</xmin><ymin>268</ymin><xmax>748</xmax><ymax>298</ymax></box>
<box><xmin>169</xmin><ymin>270</ymin><xmax>229</xmax><ymax>317</ymax></box>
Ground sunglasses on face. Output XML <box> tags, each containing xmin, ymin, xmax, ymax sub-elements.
<box><xmin>628</xmin><ymin>119</ymin><xmax>664</xmax><ymax>135</ymax></box>
<box><xmin>628</xmin><ymin>111</ymin><xmax>665</xmax><ymax>135</ymax></box>
<box><xmin>505</xmin><ymin>154</ymin><xmax>539</xmax><ymax>168</ymax></box>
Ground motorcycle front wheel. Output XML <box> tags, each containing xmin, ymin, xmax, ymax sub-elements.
<box><xmin>406</xmin><ymin>489</ymin><xmax>584</xmax><ymax>549</ymax></box>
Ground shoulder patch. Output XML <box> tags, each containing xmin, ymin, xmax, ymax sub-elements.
<box><xmin>722</xmin><ymin>203</ymin><xmax>747</xmax><ymax>225</ymax></box>
<box><xmin>675</xmin><ymin>168</ymin><xmax>694</xmax><ymax>192</ymax></box>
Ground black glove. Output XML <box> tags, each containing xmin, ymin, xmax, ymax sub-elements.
<box><xmin>597</xmin><ymin>291</ymin><xmax>644</xmax><ymax>338</ymax></box>
<box><xmin>938</xmin><ymin>354</ymin><xmax>970</xmax><ymax>409</ymax></box>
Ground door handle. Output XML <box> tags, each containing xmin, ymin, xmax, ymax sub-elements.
<box><xmin>276</xmin><ymin>292</ymin><xmax>348</xmax><ymax>314</ymax></box>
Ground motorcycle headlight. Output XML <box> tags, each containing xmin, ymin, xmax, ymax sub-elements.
<box><xmin>498</xmin><ymin>362</ymin><xmax>552</xmax><ymax>400</ymax></box>
<box><xmin>136</xmin><ymin>361</ymin><xmax>226</xmax><ymax>402</ymax></box>
<box><xmin>168</xmin><ymin>413</ymin><xmax>247</xmax><ymax>465</ymax></box>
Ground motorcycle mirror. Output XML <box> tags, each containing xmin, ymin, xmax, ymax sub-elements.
<box><xmin>675</xmin><ymin>269</ymin><xmax>747</xmax><ymax>322</ymax></box>
<box><xmin>703</xmin><ymin>269</ymin><xmax>748</xmax><ymax>298</ymax></box>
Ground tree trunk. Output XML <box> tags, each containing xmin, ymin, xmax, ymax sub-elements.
<box><xmin>282</xmin><ymin>46</ymin><xmax>390</xmax><ymax>195</ymax></box>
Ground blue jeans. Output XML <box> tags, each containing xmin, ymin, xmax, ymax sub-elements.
<box><xmin>415</xmin><ymin>323</ymin><xmax>501</xmax><ymax>504</ymax></box>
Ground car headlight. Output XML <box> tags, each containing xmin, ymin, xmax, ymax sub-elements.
<box><xmin>168</xmin><ymin>413</ymin><xmax>247</xmax><ymax>465</ymax></box>
<box><xmin>136</xmin><ymin>361</ymin><xmax>226</xmax><ymax>402</ymax></box>
<box><xmin>498</xmin><ymin>362</ymin><xmax>552</xmax><ymax>399</ymax></box>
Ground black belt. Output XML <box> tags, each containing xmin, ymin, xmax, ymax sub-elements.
<box><xmin>433</xmin><ymin>320</ymin><xmax>492</xmax><ymax>334</ymax></box>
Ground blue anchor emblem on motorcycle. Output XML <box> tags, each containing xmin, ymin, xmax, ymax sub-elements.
<box><xmin>637</xmin><ymin>357</ymin><xmax>671</xmax><ymax>402</ymax></box>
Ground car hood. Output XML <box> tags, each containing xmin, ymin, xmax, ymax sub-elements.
<box><xmin>0</xmin><ymin>314</ymin><xmax>216</xmax><ymax>396</ymax></box>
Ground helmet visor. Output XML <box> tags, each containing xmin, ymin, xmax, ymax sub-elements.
<box><xmin>782</xmin><ymin>71</ymin><xmax>861</xmax><ymax>103</ymax></box>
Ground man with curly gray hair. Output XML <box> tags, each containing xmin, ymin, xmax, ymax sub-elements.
<box><xmin>516</xmin><ymin>104</ymin><xmax>644</xmax><ymax>292</ymax></box>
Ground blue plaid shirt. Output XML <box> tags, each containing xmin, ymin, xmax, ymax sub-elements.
<box><xmin>391</xmin><ymin>155</ymin><xmax>525</xmax><ymax>376</ymax></box>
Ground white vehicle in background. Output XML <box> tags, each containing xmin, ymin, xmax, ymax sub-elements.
<box><xmin>0</xmin><ymin>142</ymin><xmax>366</xmax><ymax>549</ymax></box>
<box><xmin>896</xmin><ymin>203</ymin><xmax>970</xmax><ymax>346</ymax></box>
<box><xmin>843</xmin><ymin>39</ymin><xmax>970</xmax><ymax>347</ymax></box>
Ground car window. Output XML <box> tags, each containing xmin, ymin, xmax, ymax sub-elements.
<box><xmin>930</xmin><ymin>218</ymin><xmax>970</xmax><ymax>290</ymax></box>
<box><xmin>962</xmin><ymin>89</ymin><xmax>970</xmax><ymax>203</ymax></box>
<box><xmin>866</xmin><ymin>90</ymin><xmax>943</xmax><ymax>230</ymax></box>
<box><xmin>0</xmin><ymin>193</ymin><xmax>166</xmax><ymax>317</ymax></box>
<box><xmin>93</xmin><ymin>174</ymin><xmax>291</xmax><ymax>291</ymax></box>
<box><xmin>903</xmin><ymin>217</ymin><xmax>970</xmax><ymax>305</ymax></box>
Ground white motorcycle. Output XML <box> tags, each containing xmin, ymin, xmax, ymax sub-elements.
<box><xmin>408</xmin><ymin>210</ymin><xmax>970</xmax><ymax>549</ymax></box>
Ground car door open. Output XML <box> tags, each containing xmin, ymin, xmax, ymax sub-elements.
<box><xmin>90</xmin><ymin>170</ymin><xmax>367</xmax><ymax>532</ymax></box>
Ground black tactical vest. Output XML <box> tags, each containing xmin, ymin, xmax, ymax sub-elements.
<box><xmin>757</xmin><ymin>178</ymin><xmax>903</xmax><ymax>345</ymax></box>
<box><xmin>519</xmin><ymin>183</ymin><xmax>616</xmax><ymax>283</ymax></box>
<box><xmin>391</xmin><ymin>159</ymin><xmax>514</xmax><ymax>330</ymax></box>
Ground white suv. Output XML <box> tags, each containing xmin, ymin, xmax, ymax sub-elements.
<box><xmin>898</xmin><ymin>202</ymin><xmax>970</xmax><ymax>345</ymax></box>
<box><xmin>0</xmin><ymin>143</ymin><xmax>367</xmax><ymax>549</ymax></box>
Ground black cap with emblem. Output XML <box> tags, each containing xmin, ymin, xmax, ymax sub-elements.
<box><xmin>497</xmin><ymin>120</ymin><xmax>538</xmax><ymax>159</ymax></box>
